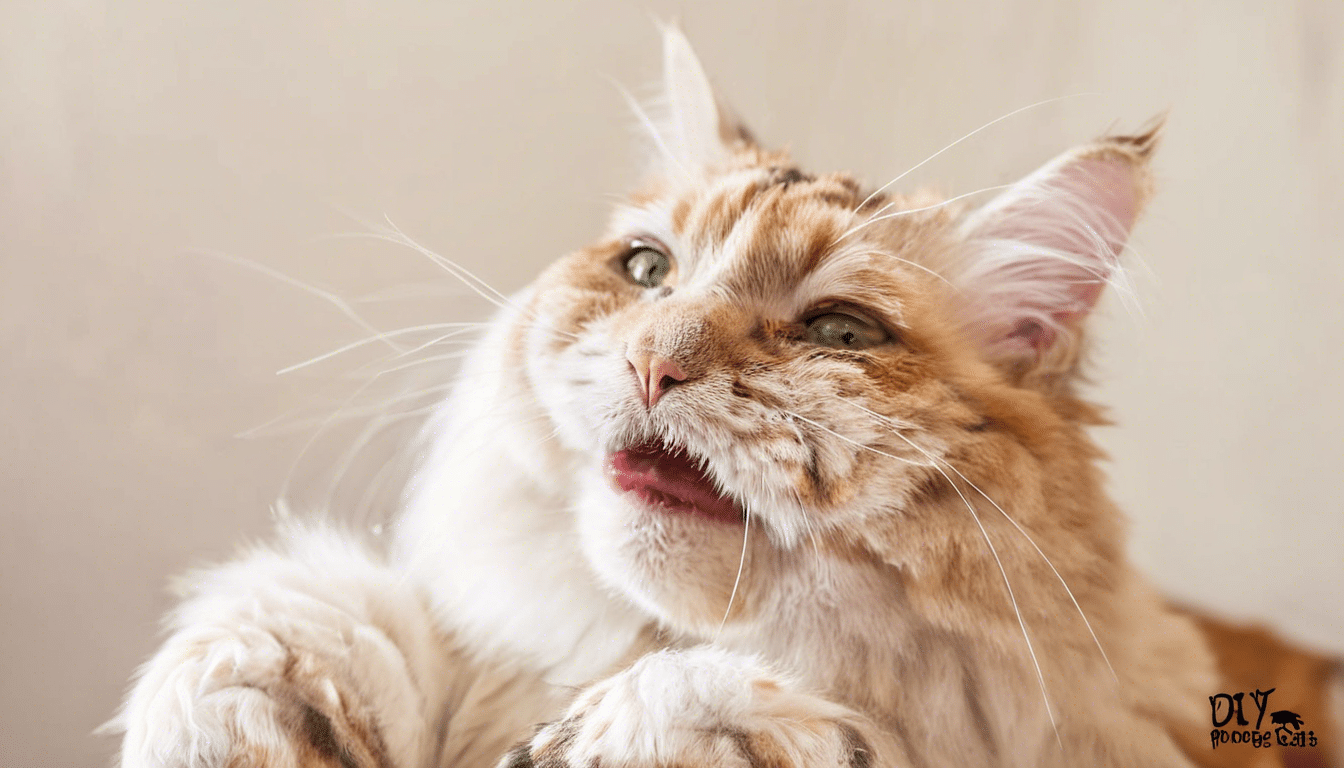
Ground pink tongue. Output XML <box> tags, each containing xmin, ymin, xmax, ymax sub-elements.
<box><xmin>607</xmin><ymin>445</ymin><xmax>744</xmax><ymax>524</ymax></box>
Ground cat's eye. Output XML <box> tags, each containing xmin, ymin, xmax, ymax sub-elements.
<box><xmin>805</xmin><ymin>312</ymin><xmax>889</xmax><ymax>350</ymax></box>
<box><xmin>623</xmin><ymin>243</ymin><xmax>672</xmax><ymax>288</ymax></box>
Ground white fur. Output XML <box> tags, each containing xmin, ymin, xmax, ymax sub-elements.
<box><xmin>112</xmin><ymin>525</ymin><xmax>450</xmax><ymax>767</ymax></box>
<box><xmin>524</xmin><ymin>647</ymin><xmax>895</xmax><ymax>768</ymax></box>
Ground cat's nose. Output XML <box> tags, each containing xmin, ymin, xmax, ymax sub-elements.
<box><xmin>627</xmin><ymin>350</ymin><xmax>688</xmax><ymax>408</ymax></box>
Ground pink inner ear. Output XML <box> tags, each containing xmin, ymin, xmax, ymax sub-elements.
<box><xmin>1057</xmin><ymin>157</ymin><xmax>1138</xmax><ymax>255</ymax></box>
<box><xmin>986</xmin><ymin>157</ymin><xmax>1137</xmax><ymax>265</ymax></box>
<box><xmin>959</xmin><ymin>154</ymin><xmax>1142</xmax><ymax>361</ymax></box>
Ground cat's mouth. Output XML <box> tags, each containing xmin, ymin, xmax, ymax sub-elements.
<box><xmin>604</xmin><ymin>442</ymin><xmax>745</xmax><ymax>525</ymax></box>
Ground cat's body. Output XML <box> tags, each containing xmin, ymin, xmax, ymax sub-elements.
<box><xmin>112</xmin><ymin>30</ymin><xmax>1341</xmax><ymax>768</ymax></box>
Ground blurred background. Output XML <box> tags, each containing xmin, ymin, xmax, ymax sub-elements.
<box><xmin>2</xmin><ymin>1</ymin><xmax>1340</xmax><ymax>764</ymax></box>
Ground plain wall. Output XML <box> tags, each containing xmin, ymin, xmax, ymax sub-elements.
<box><xmin>2</xmin><ymin>1</ymin><xmax>1340</xmax><ymax>764</ymax></box>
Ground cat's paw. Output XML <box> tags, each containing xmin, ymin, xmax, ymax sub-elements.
<box><xmin>498</xmin><ymin>647</ymin><xmax>886</xmax><ymax>768</ymax></box>
<box><xmin>111</xmin><ymin>530</ymin><xmax>440</xmax><ymax>768</ymax></box>
<box><xmin>113</xmin><ymin>623</ymin><xmax>399</xmax><ymax>768</ymax></box>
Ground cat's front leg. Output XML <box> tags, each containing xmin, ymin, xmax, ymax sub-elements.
<box><xmin>111</xmin><ymin>526</ymin><xmax>452</xmax><ymax>768</ymax></box>
<box><xmin>498</xmin><ymin>646</ymin><xmax>902</xmax><ymax>768</ymax></box>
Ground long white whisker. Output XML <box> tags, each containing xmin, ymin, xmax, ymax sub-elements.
<box><xmin>850</xmin><ymin>93</ymin><xmax>1097</xmax><ymax>216</ymax></box>
<box><xmin>277</xmin><ymin>323</ymin><xmax>485</xmax><ymax>375</ymax></box>
<box><xmin>365</xmin><ymin>349</ymin><xmax>475</xmax><ymax>377</ymax></box>
<box><xmin>319</xmin><ymin>204</ymin><xmax>524</xmax><ymax>317</ymax></box>
<box><xmin>783</xmin><ymin>411</ymin><xmax>927</xmax><ymax>467</ymax></box>
<box><xmin>838</xmin><ymin>184</ymin><xmax>1014</xmax><ymax>245</ymax></box>
<box><xmin>841</xmin><ymin>400</ymin><xmax>1120</xmax><ymax>688</ymax></box>
<box><xmin>844</xmin><ymin>248</ymin><xmax>956</xmax><ymax>289</ymax></box>
<box><xmin>323</xmin><ymin>227</ymin><xmax>582</xmax><ymax>349</ymax></box>
<box><xmin>189</xmin><ymin>247</ymin><xmax>405</xmax><ymax>353</ymax></box>
<box><xmin>786</xmin><ymin>406</ymin><xmax>1062</xmax><ymax>751</ymax></box>
<box><xmin>920</xmin><ymin>448</ymin><xmax>1064</xmax><ymax>753</ymax></box>
<box><xmin>380</xmin><ymin>216</ymin><xmax>525</xmax><ymax>311</ymax></box>
<box><xmin>326</xmin><ymin>230</ymin><xmax>517</xmax><ymax>314</ymax></box>
<box><xmin>276</xmin><ymin>365</ymin><xmax>387</xmax><ymax>505</ymax></box>
<box><xmin>384</xmin><ymin>326</ymin><xmax>487</xmax><ymax>360</ymax></box>
<box><xmin>352</xmin><ymin>450</ymin><xmax>398</xmax><ymax>529</ymax></box>
<box><xmin>353</xmin><ymin>283</ymin><xmax>471</xmax><ymax>304</ymax></box>
<box><xmin>244</xmin><ymin>384</ymin><xmax>457</xmax><ymax>438</ymax></box>
<box><xmin>715</xmin><ymin>504</ymin><xmax>751</xmax><ymax>640</ymax></box>
<box><xmin>935</xmin><ymin>453</ymin><xmax>1121</xmax><ymax>687</ymax></box>
<box><xmin>322</xmin><ymin>211</ymin><xmax>585</xmax><ymax>352</ymax></box>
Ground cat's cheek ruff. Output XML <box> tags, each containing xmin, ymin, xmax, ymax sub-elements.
<box><xmin>574</xmin><ymin>473</ymin><xmax>765</xmax><ymax>632</ymax></box>
<box><xmin>518</xmin><ymin>313</ymin><xmax>629</xmax><ymax>454</ymax></box>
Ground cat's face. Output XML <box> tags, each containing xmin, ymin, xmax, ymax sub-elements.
<box><xmin>504</xmin><ymin>31</ymin><xmax>1151</xmax><ymax>636</ymax></box>
<box><xmin>517</xmin><ymin>152</ymin><xmax>966</xmax><ymax>629</ymax></box>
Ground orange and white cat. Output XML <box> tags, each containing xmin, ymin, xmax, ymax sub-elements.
<box><xmin>112</xmin><ymin>29</ymin><xmax>1341</xmax><ymax>768</ymax></box>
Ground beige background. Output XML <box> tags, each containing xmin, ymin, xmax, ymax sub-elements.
<box><xmin>2</xmin><ymin>1</ymin><xmax>1341</xmax><ymax>765</ymax></box>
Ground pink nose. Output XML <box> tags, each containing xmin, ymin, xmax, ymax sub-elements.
<box><xmin>627</xmin><ymin>350</ymin><xmax>688</xmax><ymax>408</ymax></box>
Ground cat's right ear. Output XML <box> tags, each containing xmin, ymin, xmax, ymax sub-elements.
<box><xmin>628</xmin><ymin>26</ymin><xmax>755</xmax><ymax>176</ymax></box>
<box><xmin>948</xmin><ymin>122</ymin><xmax>1163</xmax><ymax>381</ymax></box>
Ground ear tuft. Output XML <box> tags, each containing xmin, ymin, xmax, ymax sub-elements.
<box><xmin>621</xmin><ymin>25</ymin><xmax>753</xmax><ymax>177</ymax></box>
<box><xmin>951</xmin><ymin>120</ymin><xmax>1164</xmax><ymax>374</ymax></box>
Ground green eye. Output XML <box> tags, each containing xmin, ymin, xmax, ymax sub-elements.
<box><xmin>624</xmin><ymin>245</ymin><xmax>671</xmax><ymax>288</ymax></box>
<box><xmin>805</xmin><ymin>312</ymin><xmax>889</xmax><ymax>350</ymax></box>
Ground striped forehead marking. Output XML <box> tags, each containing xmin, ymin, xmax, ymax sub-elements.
<box><xmin>607</xmin><ymin>164</ymin><xmax>912</xmax><ymax>323</ymax></box>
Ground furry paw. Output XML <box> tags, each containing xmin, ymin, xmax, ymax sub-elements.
<box><xmin>113</xmin><ymin>623</ymin><xmax>400</xmax><ymax>768</ymax></box>
<box><xmin>498</xmin><ymin>647</ymin><xmax>884</xmax><ymax>768</ymax></box>
<box><xmin>110</xmin><ymin>529</ymin><xmax>440</xmax><ymax>767</ymax></box>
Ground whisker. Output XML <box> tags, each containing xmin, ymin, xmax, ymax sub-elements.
<box><xmin>326</xmin><ymin>230</ymin><xmax>516</xmax><ymax>312</ymax></box>
<box><xmin>243</xmin><ymin>384</ymin><xmax>456</xmax><ymax>438</ymax></box>
<box><xmin>276</xmin><ymin>365</ymin><xmax>389</xmax><ymax>504</ymax></box>
<box><xmin>380</xmin><ymin>216</ymin><xmax>522</xmax><ymax>309</ymax></box>
<box><xmin>842</xmin><ymin>248</ymin><xmax>957</xmax><ymax>289</ymax></box>
<box><xmin>837</xmin><ymin>184</ymin><xmax>1014</xmax><ymax>246</ymax></box>
<box><xmin>364</xmin><ymin>348</ymin><xmax>475</xmax><ymax>377</ymax></box>
<box><xmin>351</xmin><ymin>449</ymin><xmax>399</xmax><ymax>528</ymax></box>
<box><xmin>715</xmin><ymin>503</ymin><xmax>751</xmax><ymax>640</ymax></box>
<box><xmin>353</xmin><ymin>283</ymin><xmax>472</xmax><ymax>304</ymax></box>
<box><xmin>277</xmin><ymin>323</ymin><xmax>487</xmax><ymax>375</ymax></box>
<box><xmin>848</xmin><ymin>93</ymin><xmax>1097</xmax><ymax>220</ymax></box>
<box><xmin>785</xmin><ymin>405</ymin><xmax>1063</xmax><ymax>751</ymax></box>
<box><xmin>914</xmin><ymin>443</ymin><xmax>1065</xmax><ymax>753</ymax></box>
<box><xmin>932</xmin><ymin>451</ymin><xmax>1121</xmax><ymax>687</ymax></box>
<box><xmin>782</xmin><ymin>411</ymin><xmax>927</xmax><ymax>467</ymax></box>
<box><xmin>319</xmin><ymin>206</ymin><xmax>519</xmax><ymax>313</ymax></box>
<box><xmin>322</xmin><ymin>226</ymin><xmax>584</xmax><ymax>351</ymax></box>
<box><xmin>189</xmin><ymin>247</ymin><xmax>404</xmax><ymax>353</ymax></box>
<box><xmin>843</xmin><ymin>399</ymin><xmax>1120</xmax><ymax>687</ymax></box>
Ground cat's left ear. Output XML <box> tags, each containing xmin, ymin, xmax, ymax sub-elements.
<box><xmin>950</xmin><ymin>121</ymin><xmax>1163</xmax><ymax>378</ymax></box>
<box><xmin>640</xmin><ymin>25</ymin><xmax>755</xmax><ymax>174</ymax></box>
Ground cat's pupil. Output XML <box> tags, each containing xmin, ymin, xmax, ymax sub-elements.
<box><xmin>625</xmin><ymin>247</ymin><xmax>670</xmax><ymax>288</ymax></box>
<box><xmin>805</xmin><ymin>312</ymin><xmax>888</xmax><ymax>350</ymax></box>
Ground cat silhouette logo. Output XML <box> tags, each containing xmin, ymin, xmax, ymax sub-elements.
<box><xmin>1271</xmin><ymin>710</ymin><xmax>1304</xmax><ymax>730</ymax></box>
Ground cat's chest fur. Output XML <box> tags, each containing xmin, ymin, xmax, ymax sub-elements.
<box><xmin>393</xmin><ymin>296</ymin><xmax>649</xmax><ymax>689</ymax></box>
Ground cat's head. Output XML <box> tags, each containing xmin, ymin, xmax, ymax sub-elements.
<box><xmin>512</xmin><ymin>29</ymin><xmax>1156</xmax><ymax>635</ymax></box>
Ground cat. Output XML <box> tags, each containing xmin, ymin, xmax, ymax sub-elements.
<box><xmin>110</xmin><ymin>27</ymin><xmax>1342</xmax><ymax>768</ymax></box>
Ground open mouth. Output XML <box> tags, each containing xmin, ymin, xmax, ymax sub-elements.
<box><xmin>605</xmin><ymin>442</ymin><xmax>745</xmax><ymax>525</ymax></box>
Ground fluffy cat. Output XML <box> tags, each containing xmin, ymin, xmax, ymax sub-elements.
<box><xmin>111</xmin><ymin>28</ymin><xmax>1342</xmax><ymax>768</ymax></box>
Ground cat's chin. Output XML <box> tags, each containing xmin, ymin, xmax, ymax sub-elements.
<box><xmin>603</xmin><ymin>443</ymin><xmax>745</xmax><ymax>526</ymax></box>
